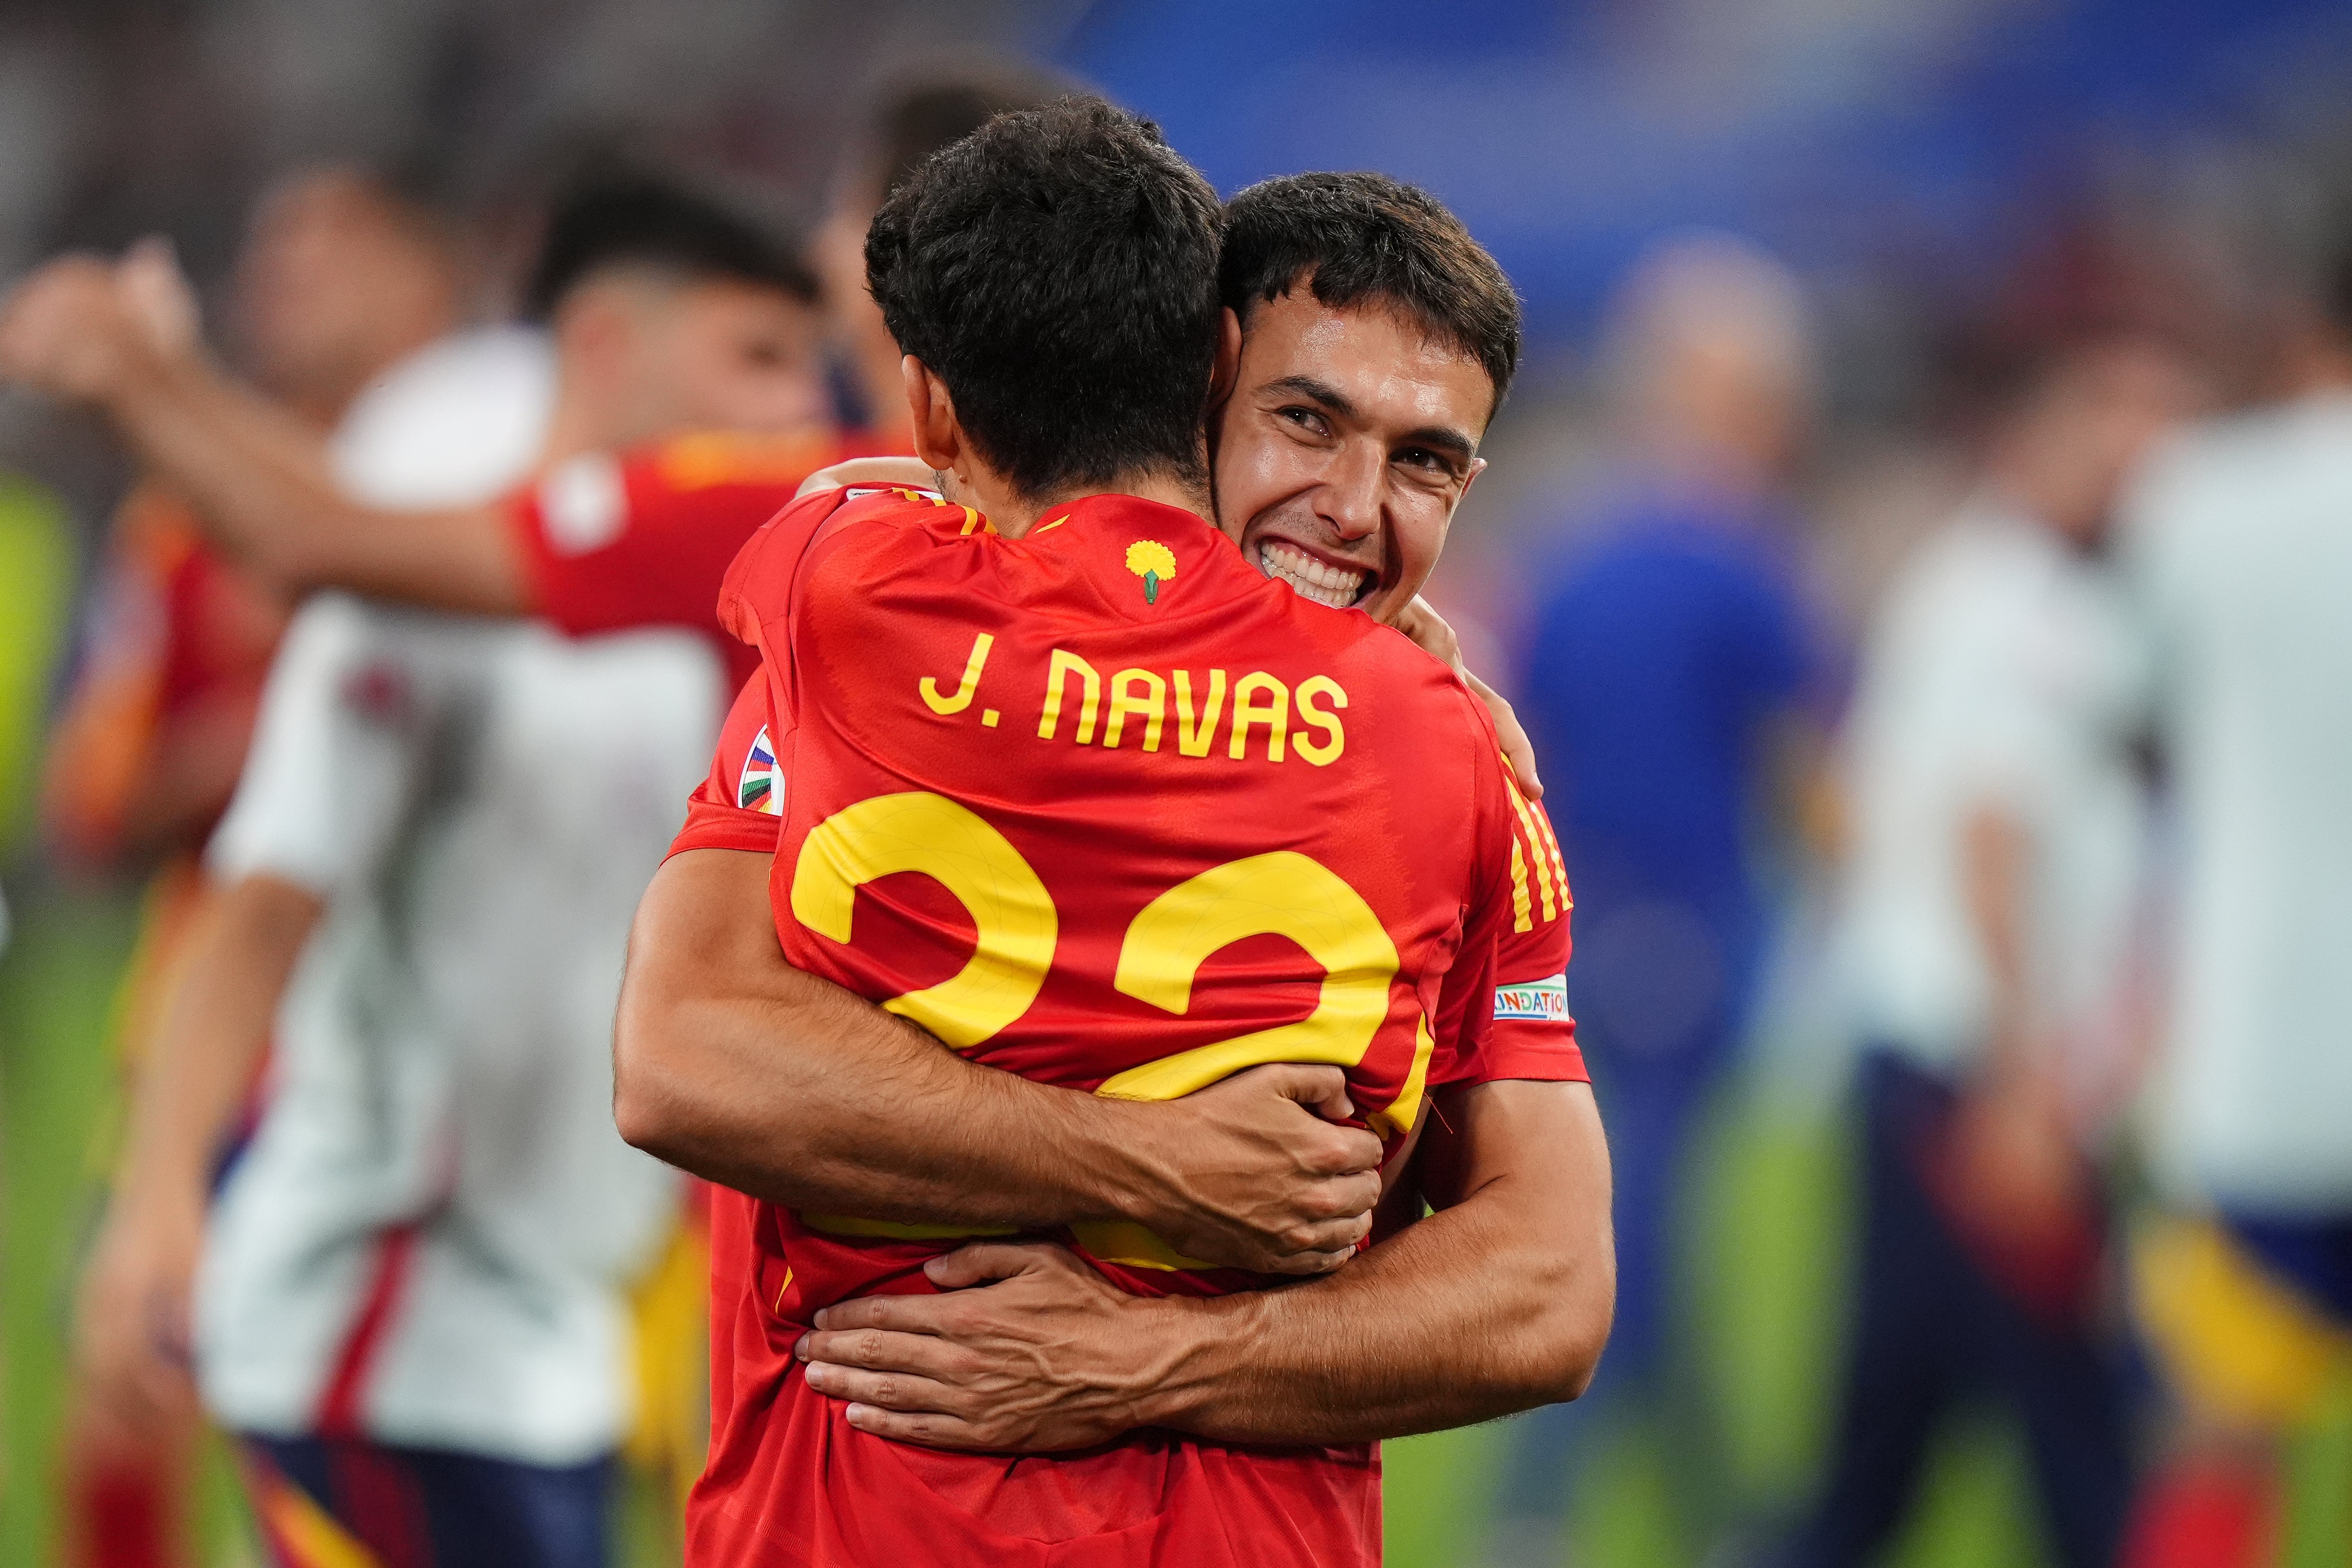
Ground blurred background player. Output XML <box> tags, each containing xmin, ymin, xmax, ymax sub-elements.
<box><xmin>2118</xmin><ymin>235</ymin><xmax>2352</xmax><ymax>1568</ymax></box>
<box><xmin>1786</xmin><ymin>332</ymin><xmax>2200</xmax><ymax>1568</ymax></box>
<box><xmin>809</xmin><ymin>65</ymin><xmax>1059</xmax><ymax>448</ymax></box>
<box><xmin>1500</xmin><ymin>233</ymin><xmax>1830</xmax><ymax>1564</ymax></box>
<box><xmin>43</xmin><ymin>164</ymin><xmax>466</xmax><ymax>1568</ymax></box>
<box><xmin>70</xmin><ymin>169</ymin><xmax>829</xmax><ymax>1568</ymax></box>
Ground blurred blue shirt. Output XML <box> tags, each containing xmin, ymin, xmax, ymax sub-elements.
<box><xmin>1517</xmin><ymin>479</ymin><xmax>1815</xmax><ymax>1062</ymax></box>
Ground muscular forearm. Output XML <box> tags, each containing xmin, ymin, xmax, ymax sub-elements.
<box><xmin>616</xmin><ymin>849</ymin><xmax>1380</xmax><ymax>1272</ymax></box>
<box><xmin>104</xmin><ymin>354</ymin><xmax>524</xmax><ymax>613</ymax></box>
<box><xmin>1139</xmin><ymin>1081</ymin><xmax>1612</xmax><ymax>1444</ymax></box>
<box><xmin>107</xmin><ymin>354</ymin><xmax>354</xmax><ymax>579</ymax></box>
<box><xmin>799</xmin><ymin>1079</ymin><xmax>1613</xmax><ymax>1449</ymax></box>
<box><xmin>617</xmin><ymin>937</ymin><xmax>1156</xmax><ymax>1228</ymax></box>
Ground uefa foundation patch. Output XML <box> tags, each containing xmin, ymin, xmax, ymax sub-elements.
<box><xmin>1494</xmin><ymin>972</ymin><xmax>1571</xmax><ymax>1023</ymax></box>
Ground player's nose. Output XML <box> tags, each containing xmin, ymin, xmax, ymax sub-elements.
<box><xmin>1317</xmin><ymin>441</ymin><xmax>1384</xmax><ymax>544</ymax></box>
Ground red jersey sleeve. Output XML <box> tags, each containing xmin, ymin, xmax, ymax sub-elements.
<box><xmin>1433</xmin><ymin>753</ymin><xmax>1586</xmax><ymax>1088</ymax></box>
<box><xmin>668</xmin><ymin>673</ymin><xmax>786</xmax><ymax>859</ymax></box>
<box><xmin>665</xmin><ymin>482</ymin><xmax>948</xmax><ymax>861</ymax></box>
<box><xmin>504</xmin><ymin>429</ymin><xmax>854</xmax><ymax>685</ymax></box>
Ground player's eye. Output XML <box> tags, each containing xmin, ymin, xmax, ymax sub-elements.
<box><xmin>1277</xmin><ymin>406</ymin><xmax>1332</xmax><ymax>439</ymax></box>
<box><xmin>1395</xmin><ymin>447</ymin><xmax>1456</xmax><ymax>479</ymax></box>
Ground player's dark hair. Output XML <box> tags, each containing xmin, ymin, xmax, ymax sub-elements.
<box><xmin>865</xmin><ymin>94</ymin><xmax>1223</xmax><ymax>499</ymax></box>
<box><xmin>1221</xmin><ymin>172</ymin><xmax>1522</xmax><ymax>416</ymax></box>
<box><xmin>522</xmin><ymin>173</ymin><xmax>817</xmax><ymax>321</ymax></box>
<box><xmin>862</xmin><ymin>70</ymin><xmax>1059</xmax><ymax>204</ymax></box>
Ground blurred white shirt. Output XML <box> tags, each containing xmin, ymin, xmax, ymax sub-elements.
<box><xmin>329</xmin><ymin>324</ymin><xmax>557</xmax><ymax>508</ymax></box>
<box><xmin>2123</xmin><ymin>390</ymin><xmax>2352</xmax><ymax>1214</ymax></box>
<box><xmin>1830</xmin><ymin>497</ymin><xmax>2148</xmax><ymax>1081</ymax></box>
<box><xmin>196</xmin><ymin>326</ymin><xmax>718</xmax><ymax>1464</ymax></box>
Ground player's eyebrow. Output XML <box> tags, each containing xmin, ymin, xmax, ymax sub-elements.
<box><xmin>1261</xmin><ymin>374</ymin><xmax>1359</xmax><ymax>419</ymax></box>
<box><xmin>1260</xmin><ymin>375</ymin><xmax>1478</xmax><ymax>464</ymax></box>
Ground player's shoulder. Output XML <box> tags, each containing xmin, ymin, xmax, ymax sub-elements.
<box><xmin>533</xmin><ymin>426</ymin><xmax>859</xmax><ymax>557</ymax></box>
<box><xmin>643</xmin><ymin>427</ymin><xmax>848</xmax><ymax>494</ymax></box>
<box><xmin>1327</xmin><ymin>615</ymin><xmax>1497</xmax><ymax>747</ymax></box>
<box><xmin>717</xmin><ymin>483</ymin><xmax>961</xmax><ymax>638</ymax></box>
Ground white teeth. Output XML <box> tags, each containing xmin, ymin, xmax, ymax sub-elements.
<box><xmin>1256</xmin><ymin>540</ymin><xmax>1367</xmax><ymax>610</ymax></box>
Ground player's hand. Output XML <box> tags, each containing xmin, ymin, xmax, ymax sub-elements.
<box><xmin>73</xmin><ymin>1185</ymin><xmax>205</xmax><ymax>1445</ymax></box>
<box><xmin>1122</xmin><ymin>1063</ymin><xmax>1384</xmax><ymax>1275</ymax></box>
<box><xmin>1389</xmin><ymin>595</ymin><xmax>1542</xmax><ymax>799</ymax></box>
<box><xmin>793</xmin><ymin>454</ymin><xmax>937</xmax><ymax>500</ymax></box>
<box><xmin>797</xmin><ymin>1242</ymin><xmax>1170</xmax><ymax>1452</ymax></box>
<box><xmin>1922</xmin><ymin>1060</ymin><xmax>2102</xmax><ymax>1321</ymax></box>
<box><xmin>115</xmin><ymin>236</ymin><xmax>203</xmax><ymax>362</ymax></box>
<box><xmin>1940</xmin><ymin>1066</ymin><xmax>2086</xmax><ymax>1242</ymax></box>
<box><xmin>0</xmin><ymin>254</ymin><xmax>158</xmax><ymax>406</ymax></box>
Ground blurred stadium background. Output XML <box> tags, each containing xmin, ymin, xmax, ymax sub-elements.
<box><xmin>8</xmin><ymin>2</ymin><xmax>2352</xmax><ymax>1565</ymax></box>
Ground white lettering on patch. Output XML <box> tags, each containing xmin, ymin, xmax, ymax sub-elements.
<box><xmin>1494</xmin><ymin>972</ymin><xmax>1571</xmax><ymax>1023</ymax></box>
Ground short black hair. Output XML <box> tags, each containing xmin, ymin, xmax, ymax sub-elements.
<box><xmin>1221</xmin><ymin>172</ymin><xmax>1522</xmax><ymax>415</ymax></box>
<box><xmin>865</xmin><ymin>95</ymin><xmax>1223</xmax><ymax>499</ymax></box>
<box><xmin>523</xmin><ymin>173</ymin><xmax>817</xmax><ymax>321</ymax></box>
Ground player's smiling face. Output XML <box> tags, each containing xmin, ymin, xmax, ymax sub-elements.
<box><xmin>1211</xmin><ymin>288</ymin><xmax>1492</xmax><ymax>623</ymax></box>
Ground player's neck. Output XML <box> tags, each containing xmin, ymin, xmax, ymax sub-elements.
<box><xmin>945</xmin><ymin>465</ymin><xmax>1212</xmax><ymax>539</ymax></box>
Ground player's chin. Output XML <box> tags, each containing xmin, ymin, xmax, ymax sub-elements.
<box><xmin>1358</xmin><ymin>580</ymin><xmax>1414</xmax><ymax>627</ymax></box>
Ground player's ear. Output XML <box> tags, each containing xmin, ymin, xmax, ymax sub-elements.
<box><xmin>1459</xmin><ymin>454</ymin><xmax>1488</xmax><ymax>502</ymax></box>
<box><xmin>1206</xmin><ymin>307</ymin><xmax>1242</xmax><ymax>413</ymax></box>
<box><xmin>901</xmin><ymin>354</ymin><xmax>961</xmax><ymax>474</ymax></box>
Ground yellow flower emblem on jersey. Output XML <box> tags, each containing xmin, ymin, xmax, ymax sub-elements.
<box><xmin>1126</xmin><ymin>540</ymin><xmax>1178</xmax><ymax>604</ymax></box>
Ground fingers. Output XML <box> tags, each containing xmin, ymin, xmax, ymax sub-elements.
<box><xmin>1254</xmin><ymin>1062</ymin><xmax>1357</xmax><ymax>1126</ymax></box>
<box><xmin>793</xmin><ymin>454</ymin><xmax>936</xmax><ymax>500</ymax></box>
<box><xmin>116</xmin><ymin>237</ymin><xmax>201</xmax><ymax>358</ymax></box>
<box><xmin>1270</xmin><ymin>1204</ymin><xmax>1375</xmax><ymax>1264</ymax></box>
<box><xmin>79</xmin><ymin>1287</ymin><xmax>196</xmax><ymax>1431</ymax></box>
<box><xmin>802</xmin><ymin>1358</ymin><xmax>964</xmax><ymax>1421</ymax></box>
<box><xmin>798</xmin><ymin>1326</ymin><xmax>961</xmax><ymax>1382</ymax></box>
<box><xmin>923</xmin><ymin>1240</ymin><xmax>1065</xmax><ymax>1291</ymax></box>
<box><xmin>841</xmin><ymin>1402</ymin><xmax>992</xmax><ymax>1450</ymax></box>
<box><xmin>1394</xmin><ymin>594</ymin><xmax>1464</xmax><ymax>668</ymax></box>
<box><xmin>812</xmin><ymin>1292</ymin><xmax>951</xmax><ymax>1335</ymax></box>
<box><xmin>1263</xmin><ymin>1246</ymin><xmax>1360</xmax><ymax>1276</ymax></box>
<box><xmin>1318</xmin><ymin>1123</ymin><xmax>1387</xmax><ymax>1176</ymax></box>
<box><xmin>1465</xmin><ymin>670</ymin><xmax>1543</xmax><ymax>799</ymax></box>
<box><xmin>0</xmin><ymin>257</ymin><xmax>132</xmax><ymax>400</ymax></box>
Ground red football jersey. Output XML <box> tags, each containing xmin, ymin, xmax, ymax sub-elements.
<box><xmin>685</xmin><ymin>485</ymin><xmax>1555</xmax><ymax>1567</ymax></box>
<box><xmin>502</xmin><ymin>426</ymin><xmax>885</xmax><ymax>687</ymax></box>
<box><xmin>673</xmin><ymin>666</ymin><xmax>1583</xmax><ymax>1087</ymax></box>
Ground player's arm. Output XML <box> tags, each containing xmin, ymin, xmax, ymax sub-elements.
<box><xmin>798</xmin><ymin>1076</ymin><xmax>1611</xmax><ymax>1448</ymax></box>
<box><xmin>0</xmin><ymin>256</ymin><xmax>525</xmax><ymax>611</ymax></box>
<box><xmin>799</xmin><ymin>739</ymin><xmax>1609</xmax><ymax>1447</ymax></box>
<box><xmin>614</xmin><ymin>847</ymin><xmax>1387</xmax><ymax>1275</ymax></box>
<box><xmin>77</xmin><ymin>597</ymin><xmax>447</xmax><ymax>1437</ymax></box>
<box><xmin>77</xmin><ymin>874</ymin><xmax>320</xmax><ymax>1434</ymax></box>
<box><xmin>1932</xmin><ymin>801</ymin><xmax>2091</xmax><ymax>1250</ymax></box>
